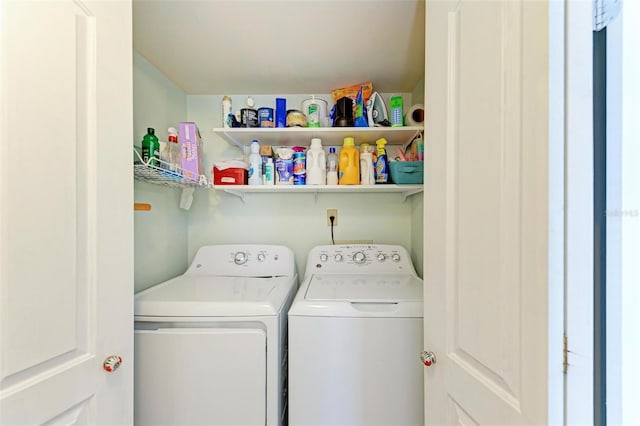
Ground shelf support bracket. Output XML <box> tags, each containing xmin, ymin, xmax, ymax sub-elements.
<box><xmin>223</xmin><ymin>189</ymin><xmax>246</xmax><ymax>203</ymax></box>
<box><xmin>402</xmin><ymin>188</ymin><xmax>423</xmax><ymax>202</ymax></box>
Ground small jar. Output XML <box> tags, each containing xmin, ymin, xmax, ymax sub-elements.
<box><xmin>286</xmin><ymin>109</ymin><xmax>307</xmax><ymax>127</ymax></box>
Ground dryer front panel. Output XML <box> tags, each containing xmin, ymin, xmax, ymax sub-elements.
<box><xmin>135</xmin><ymin>328</ymin><xmax>266</xmax><ymax>426</ymax></box>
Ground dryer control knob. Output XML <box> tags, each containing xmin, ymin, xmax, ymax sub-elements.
<box><xmin>234</xmin><ymin>251</ymin><xmax>248</xmax><ymax>265</ymax></box>
<box><xmin>334</xmin><ymin>253</ymin><xmax>343</xmax><ymax>262</ymax></box>
<box><xmin>353</xmin><ymin>251</ymin><xmax>366</xmax><ymax>264</ymax></box>
<box><xmin>377</xmin><ymin>254</ymin><xmax>386</xmax><ymax>262</ymax></box>
<box><xmin>391</xmin><ymin>253</ymin><xmax>401</xmax><ymax>262</ymax></box>
<box><xmin>257</xmin><ymin>253</ymin><xmax>266</xmax><ymax>262</ymax></box>
<box><xmin>320</xmin><ymin>253</ymin><xmax>329</xmax><ymax>262</ymax></box>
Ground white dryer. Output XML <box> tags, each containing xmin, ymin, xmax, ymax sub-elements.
<box><xmin>134</xmin><ymin>244</ymin><xmax>298</xmax><ymax>426</ymax></box>
<box><xmin>288</xmin><ymin>244</ymin><xmax>423</xmax><ymax>426</ymax></box>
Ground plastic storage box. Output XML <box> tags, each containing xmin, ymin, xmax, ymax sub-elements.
<box><xmin>389</xmin><ymin>161</ymin><xmax>424</xmax><ymax>184</ymax></box>
<box><xmin>213</xmin><ymin>167</ymin><xmax>247</xmax><ymax>185</ymax></box>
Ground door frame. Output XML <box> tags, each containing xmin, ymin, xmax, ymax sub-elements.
<box><xmin>564</xmin><ymin>1</ymin><xmax>595</xmax><ymax>424</ymax></box>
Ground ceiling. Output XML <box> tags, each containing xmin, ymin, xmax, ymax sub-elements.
<box><xmin>132</xmin><ymin>0</ymin><xmax>425</xmax><ymax>95</ymax></box>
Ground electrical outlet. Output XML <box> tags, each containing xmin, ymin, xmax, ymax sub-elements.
<box><xmin>327</xmin><ymin>209</ymin><xmax>338</xmax><ymax>226</ymax></box>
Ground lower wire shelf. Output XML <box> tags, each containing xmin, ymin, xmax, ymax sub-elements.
<box><xmin>133</xmin><ymin>148</ymin><xmax>209</xmax><ymax>188</ymax></box>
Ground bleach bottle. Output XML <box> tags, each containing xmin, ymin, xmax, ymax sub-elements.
<box><xmin>248</xmin><ymin>139</ymin><xmax>263</xmax><ymax>185</ymax></box>
<box><xmin>360</xmin><ymin>143</ymin><xmax>375</xmax><ymax>185</ymax></box>
<box><xmin>306</xmin><ymin>138</ymin><xmax>326</xmax><ymax>185</ymax></box>
<box><xmin>339</xmin><ymin>137</ymin><xmax>359</xmax><ymax>185</ymax></box>
<box><xmin>375</xmin><ymin>138</ymin><xmax>389</xmax><ymax>184</ymax></box>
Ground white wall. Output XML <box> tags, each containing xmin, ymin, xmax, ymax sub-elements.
<box><xmin>132</xmin><ymin>60</ymin><xmax>426</xmax><ymax>284</ymax></box>
<box><xmin>185</xmin><ymin>94</ymin><xmax>423</xmax><ymax>279</ymax></box>
<box><xmin>133</xmin><ymin>51</ymin><xmax>190</xmax><ymax>292</ymax></box>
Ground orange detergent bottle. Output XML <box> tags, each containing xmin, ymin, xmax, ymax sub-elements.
<box><xmin>338</xmin><ymin>137</ymin><xmax>360</xmax><ymax>185</ymax></box>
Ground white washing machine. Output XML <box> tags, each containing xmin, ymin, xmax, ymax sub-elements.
<box><xmin>134</xmin><ymin>244</ymin><xmax>298</xmax><ymax>426</ymax></box>
<box><xmin>288</xmin><ymin>244</ymin><xmax>424</xmax><ymax>426</ymax></box>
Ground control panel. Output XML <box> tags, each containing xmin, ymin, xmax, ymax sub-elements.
<box><xmin>306</xmin><ymin>244</ymin><xmax>416</xmax><ymax>275</ymax></box>
<box><xmin>186</xmin><ymin>244</ymin><xmax>295</xmax><ymax>277</ymax></box>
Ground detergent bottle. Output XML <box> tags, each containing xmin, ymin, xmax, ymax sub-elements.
<box><xmin>248</xmin><ymin>139</ymin><xmax>263</xmax><ymax>185</ymax></box>
<box><xmin>141</xmin><ymin>127</ymin><xmax>160</xmax><ymax>166</ymax></box>
<box><xmin>306</xmin><ymin>138</ymin><xmax>326</xmax><ymax>185</ymax></box>
<box><xmin>375</xmin><ymin>138</ymin><xmax>389</xmax><ymax>184</ymax></box>
<box><xmin>338</xmin><ymin>137</ymin><xmax>359</xmax><ymax>185</ymax></box>
<box><xmin>359</xmin><ymin>143</ymin><xmax>375</xmax><ymax>185</ymax></box>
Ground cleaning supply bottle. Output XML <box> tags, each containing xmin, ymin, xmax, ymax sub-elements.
<box><xmin>292</xmin><ymin>146</ymin><xmax>306</xmax><ymax>185</ymax></box>
<box><xmin>141</xmin><ymin>127</ymin><xmax>160</xmax><ymax>167</ymax></box>
<box><xmin>360</xmin><ymin>144</ymin><xmax>375</xmax><ymax>185</ymax></box>
<box><xmin>264</xmin><ymin>157</ymin><xmax>275</xmax><ymax>185</ymax></box>
<box><xmin>338</xmin><ymin>137</ymin><xmax>359</xmax><ymax>185</ymax></box>
<box><xmin>306</xmin><ymin>138</ymin><xmax>326</xmax><ymax>185</ymax></box>
<box><xmin>326</xmin><ymin>147</ymin><xmax>338</xmax><ymax>185</ymax></box>
<box><xmin>222</xmin><ymin>96</ymin><xmax>232</xmax><ymax>128</ymax></box>
<box><xmin>375</xmin><ymin>138</ymin><xmax>389</xmax><ymax>184</ymax></box>
<box><xmin>167</xmin><ymin>127</ymin><xmax>180</xmax><ymax>172</ymax></box>
<box><xmin>248</xmin><ymin>139</ymin><xmax>263</xmax><ymax>185</ymax></box>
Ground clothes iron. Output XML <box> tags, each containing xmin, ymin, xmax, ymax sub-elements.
<box><xmin>366</xmin><ymin>91</ymin><xmax>391</xmax><ymax>127</ymax></box>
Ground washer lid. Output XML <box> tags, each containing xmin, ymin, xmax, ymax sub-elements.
<box><xmin>288</xmin><ymin>273</ymin><xmax>423</xmax><ymax>318</ymax></box>
<box><xmin>305</xmin><ymin>274</ymin><xmax>422</xmax><ymax>302</ymax></box>
<box><xmin>135</xmin><ymin>275</ymin><xmax>295</xmax><ymax>317</ymax></box>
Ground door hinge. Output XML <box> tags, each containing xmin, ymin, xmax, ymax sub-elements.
<box><xmin>563</xmin><ymin>334</ymin><xmax>569</xmax><ymax>374</ymax></box>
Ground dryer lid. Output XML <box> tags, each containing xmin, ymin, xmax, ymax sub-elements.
<box><xmin>305</xmin><ymin>274</ymin><xmax>422</xmax><ymax>303</ymax></box>
<box><xmin>135</xmin><ymin>274</ymin><xmax>295</xmax><ymax>317</ymax></box>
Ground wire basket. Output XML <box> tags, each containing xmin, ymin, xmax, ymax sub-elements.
<box><xmin>133</xmin><ymin>148</ymin><xmax>208</xmax><ymax>188</ymax></box>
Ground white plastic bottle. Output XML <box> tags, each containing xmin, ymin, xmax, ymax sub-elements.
<box><xmin>264</xmin><ymin>158</ymin><xmax>275</xmax><ymax>185</ymax></box>
<box><xmin>248</xmin><ymin>140</ymin><xmax>263</xmax><ymax>185</ymax></box>
<box><xmin>326</xmin><ymin>147</ymin><xmax>338</xmax><ymax>185</ymax></box>
<box><xmin>360</xmin><ymin>144</ymin><xmax>375</xmax><ymax>185</ymax></box>
<box><xmin>306</xmin><ymin>138</ymin><xmax>326</xmax><ymax>185</ymax></box>
<box><xmin>167</xmin><ymin>127</ymin><xmax>180</xmax><ymax>172</ymax></box>
<box><xmin>222</xmin><ymin>96</ymin><xmax>232</xmax><ymax>128</ymax></box>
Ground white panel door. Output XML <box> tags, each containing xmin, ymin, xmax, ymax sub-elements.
<box><xmin>0</xmin><ymin>1</ymin><xmax>133</xmax><ymax>424</ymax></box>
<box><xmin>424</xmin><ymin>0</ymin><xmax>551</xmax><ymax>424</ymax></box>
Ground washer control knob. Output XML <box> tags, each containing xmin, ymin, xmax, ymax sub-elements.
<box><xmin>334</xmin><ymin>253</ymin><xmax>343</xmax><ymax>262</ymax></box>
<box><xmin>391</xmin><ymin>253</ymin><xmax>401</xmax><ymax>262</ymax></box>
<box><xmin>377</xmin><ymin>254</ymin><xmax>386</xmax><ymax>262</ymax></box>
<box><xmin>320</xmin><ymin>253</ymin><xmax>329</xmax><ymax>262</ymax></box>
<box><xmin>353</xmin><ymin>251</ymin><xmax>366</xmax><ymax>264</ymax></box>
<box><xmin>257</xmin><ymin>253</ymin><xmax>266</xmax><ymax>262</ymax></box>
<box><xmin>234</xmin><ymin>251</ymin><xmax>248</xmax><ymax>265</ymax></box>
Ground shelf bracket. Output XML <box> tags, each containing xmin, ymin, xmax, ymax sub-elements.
<box><xmin>223</xmin><ymin>189</ymin><xmax>246</xmax><ymax>203</ymax></box>
<box><xmin>402</xmin><ymin>188</ymin><xmax>423</xmax><ymax>202</ymax></box>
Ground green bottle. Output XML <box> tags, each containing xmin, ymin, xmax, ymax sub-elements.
<box><xmin>141</xmin><ymin>128</ymin><xmax>160</xmax><ymax>166</ymax></box>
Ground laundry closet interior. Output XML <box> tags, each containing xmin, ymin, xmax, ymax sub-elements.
<box><xmin>132</xmin><ymin>0</ymin><xmax>426</xmax><ymax>291</ymax></box>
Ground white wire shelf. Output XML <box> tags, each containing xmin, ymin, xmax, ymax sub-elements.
<box><xmin>133</xmin><ymin>148</ymin><xmax>209</xmax><ymax>188</ymax></box>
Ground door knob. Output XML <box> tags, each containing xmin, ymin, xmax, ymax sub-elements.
<box><xmin>103</xmin><ymin>355</ymin><xmax>123</xmax><ymax>372</ymax></box>
<box><xmin>420</xmin><ymin>351</ymin><xmax>436</xmax><ymax>367</ymax></box>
